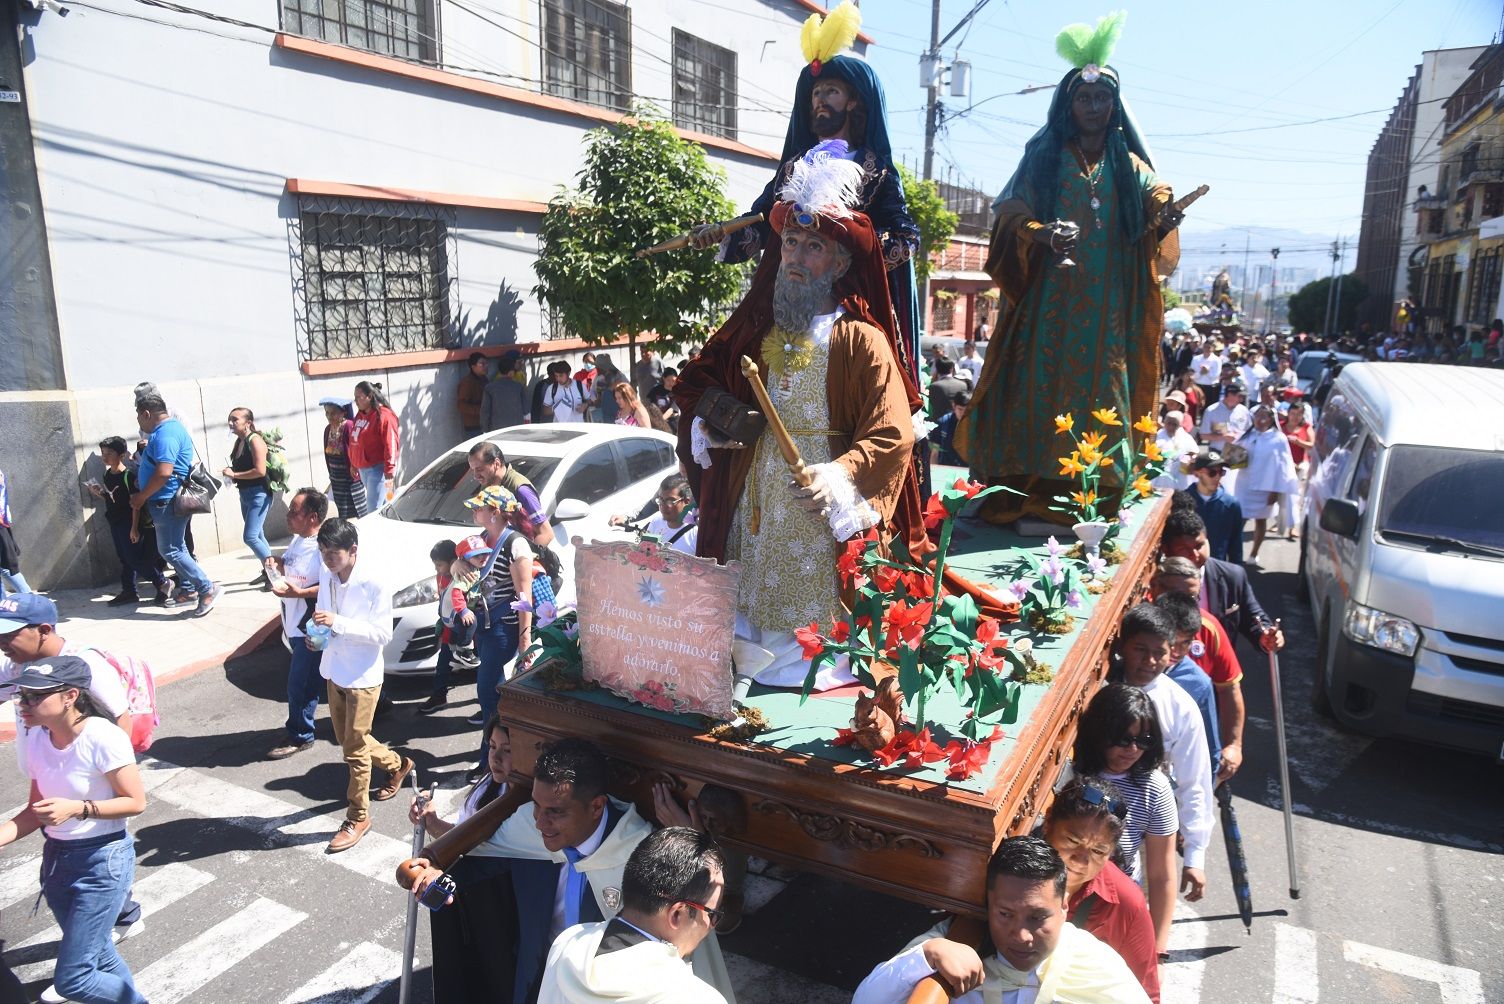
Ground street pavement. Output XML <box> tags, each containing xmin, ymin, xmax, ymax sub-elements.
<box><xmin>2</xmin><ymin>534</ymin><xmax>1501</xmax><ymax>1002</ymax></box>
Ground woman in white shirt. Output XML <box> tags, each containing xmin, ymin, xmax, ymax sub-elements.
<box><xmin>1233</xmin><ymin>404</ymin><xmax>1300</xmax><ymax>568</ymax></box>
<box><xmin>0</xmin><ymin>656</ymin><xmax>147</xmax><ymax>1004</ymax></box>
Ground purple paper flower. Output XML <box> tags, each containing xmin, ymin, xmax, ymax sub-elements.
<box><xmin>1008</xmin><ymin>578</ymin><xmax>1031</xmax><ymax>601</ymax></box>
<box><xmin>1067</xmin><ymin>589</ymin><xmax>1083</xmax><ymax>609</ymax></box>
<box><xmin>1045</xmin><ymin>536</ymin><xmax>1065</xmax><ymax>559</ymax></box>
<box><xmin>1086</xmin><ymin>555</ymin><xmax>1107</xmax><ymax>576</ymax></box>
<box><xmin>510</xmin><ymin>597</ymin><xmax>534</xmax><ymax>613</ymax></box>
<box><xmin>535</xmin><ymin>600</ymin><xmax>558</xmax><ymax>627</ymax></box>
<box><xmin>1118</xmin><ymin>509</ymin><xmax>1133</xmax><ymax>527</ymax></box>
<box><xmin>1042</xmin><ymin>556</ymin><xmax>1065</xmax><ymax>585</ymax></box>
<box><xmin>562</xmin><ymin>623</ymin><xmax>579</xmax><ymax>641</ymax></box>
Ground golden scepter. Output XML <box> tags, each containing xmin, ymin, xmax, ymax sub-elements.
<box><xmin>739</xmin><ymin>356</ymin><xmax>812</xmax><ymax>488</ymax></box>
<box><xmin>634</xmin><ymin>214</ymin><xmax>766</xmax><ymax>258</ymax></box>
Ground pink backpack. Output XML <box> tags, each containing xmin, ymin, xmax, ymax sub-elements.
<box><xmin>83</xmin><ymin>646</ymin><xmax>159</xmax><ymax>752</ymax></box>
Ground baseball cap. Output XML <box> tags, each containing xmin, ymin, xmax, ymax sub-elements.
<box><xmin>13</xmin><ymin>655</ymin><xmax>92</xmax><ymax>691</ymax></box>
<box><xmin>1223</xmin><ymin>381</ymin><xmax>1246</xmax><ymax>397</ymax></box>
<box><xmin>455</xmin><ymin>535</ymin><xmax>494</xmax><ymax>562</ymax></box>
<box><xmin>464</xmin><ymin>485</ymin><xmax>520</xmax><ymax>513</ymax></box>
<box><xmin>0</xmin><ymin>593</ymin><xmax>60</xmax><ymax>634</ymax></box>
<box><xmin>1190</xmin><ymin>450</ymin><xmax>1225</xmax><ymax>472</ymax></box>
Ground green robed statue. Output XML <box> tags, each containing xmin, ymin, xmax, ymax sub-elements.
<box><xmin>956</xmin><ymin>12</ymin><xmax>1184</xmax><ymax>524</ymax></box>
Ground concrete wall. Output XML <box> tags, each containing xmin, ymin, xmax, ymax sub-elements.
<box><xmin>7</xmin><ymin>0</ymin><xmax>824</xmax><ymax>588</ymax></box>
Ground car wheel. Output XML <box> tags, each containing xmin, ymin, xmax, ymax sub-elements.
<box><xmin>1311</xmin><ymin>611</ymin><xmax>1333</xmax><ymax>717</ymax></box>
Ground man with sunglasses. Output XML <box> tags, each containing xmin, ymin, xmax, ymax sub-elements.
<box><xmin>1187</xmin><ymin>450</ymin><xmax>1243</xmax><ymax>565</ymax></box>
<box><xmin>609</xmin><ymin>475</ymin><xmax>698</xmax><ymax>556</ymax></box>
<box><xmin>538</xmin><ymin>826</ymin><xmax>728</xmax><ymax>1003</ymax></box>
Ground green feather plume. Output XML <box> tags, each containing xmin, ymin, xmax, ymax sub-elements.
<box><xmin>1055</xmin><ymin>11</ymin><xmax>1126</xmax><ymax>70</ymax></box>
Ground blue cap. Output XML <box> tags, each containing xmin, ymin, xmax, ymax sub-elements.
<box><xmin>13</xmin><ymin>655</ymin><xmax>92</xmax><ymax>691</ymax></box>
<box><xmin>0</xmin><ymin>593</ymin><xmax>59</xmax><ymax>633</ymax></box>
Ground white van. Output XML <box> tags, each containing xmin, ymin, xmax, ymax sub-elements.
<box><xmin>1300</xmin><ymin>362</ymin><xmax>1504</xmax><ymax>757</ymax></box>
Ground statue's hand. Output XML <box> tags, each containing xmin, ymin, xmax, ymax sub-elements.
<box><xmin>688</xmin><ymin>222</ymin><xmax>725</xmax><ymax>251</ymax></box>
<box><xmin>1158</xmin><ymin>204</ymin><xmax>1185</xmax><ymax>231</ymax></box>
<box><xmin>790</xmin><ymin>468</ymin><xmax>833</xmax><ymax>517</ymax></box>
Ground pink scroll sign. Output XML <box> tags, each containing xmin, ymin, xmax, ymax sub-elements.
<box><xmin>574</xmin><ymin>539</ymin><xmax>741</xmax><ymax>722</ymax></box>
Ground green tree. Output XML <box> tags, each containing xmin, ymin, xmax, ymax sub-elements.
<box><xmin>896</xmin><ymin>164</ymin><xmax>958</xmax><ymax>285</ymax></box>
<box><xmin>533</xmin><ymin>106</ymin><xmax>741</xmax><ymax>365</ymax></box>
<box><xmin>1287</xmin><ymin>274</ymin><xmax>1370</xmax><ymax>334</ymax></box>
<box><xmin>1162</xmin><ymin>286</ymin><xmax>1182</xmax><ymax>310</ymax></box>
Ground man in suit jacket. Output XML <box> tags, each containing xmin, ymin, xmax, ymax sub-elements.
<box><xmin>1161</xmin><ymin>506</ymin><xmax>1284</xmax><ymax>783</ymax></box>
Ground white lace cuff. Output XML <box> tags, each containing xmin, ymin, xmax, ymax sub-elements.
<box><xmin>691</xmin><ymin>417</ymin><xmax>714</xmax><ymax>470</ymax></box>
<box><xmin>811</xmin><ymin>462</ymin><xmax>880</xmax><ymax>541</ymax></box>
<box><xmin>911</xmin><ymin>409</ymin><xmax>936</xmax><ymax>442</ymax></box>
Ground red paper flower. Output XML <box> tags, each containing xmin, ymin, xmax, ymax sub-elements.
<box><xmin>873</xmin><ymin>564</ymin><xmax>902</xmax><ymax>593</ymax></box>
<box><xmin>836</xmin><ymin>545</ymin><xmax>862</xmax><ymax>587</ymax></box>
<box><xmin>883</xmin><ymin>600</ymin><xmax>933</xmax><ymax>652</ymax></box>
<box><xmin>794</xmin><ymin>621</ymin><xmax>825</xmax><ymax>659</ymax></box>
<box><xmin>922</xmin><ymin>492</ymin><xmax>949</xmax><ymax>530</ymax></box>
<box><xmin>830</xmin><ymin>620</ymin><xmax>852</xmax><ymax>643</ymax></box>
<box><xmin>952</xmin><ymin>477</ymin><xmax>984</xmax><ymax>499</ymax></box>
<box><xmin>942</xmin><ymin>726</ymin><xmax>1004</xmax><ymax>780</ymax></box>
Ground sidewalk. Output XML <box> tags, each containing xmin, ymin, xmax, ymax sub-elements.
<box><xmin>1</xmin><ymin>547</ymin><xmax>282</xmax><ymax>740</ymax></box>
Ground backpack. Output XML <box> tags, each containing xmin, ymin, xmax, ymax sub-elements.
<box><xmin>256</xmin><ymin>428</ymin><xmax>291</xmax><ymax>494</ymax></box>
<box><xmin>83</xmin><ymin>646</ymin><xmax>159</xmax><ymax>752</ymax></box>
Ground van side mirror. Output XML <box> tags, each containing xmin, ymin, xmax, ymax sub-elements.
<box><xmin>1320</xmin><ymin>498</ymin><xmax>1361</xmax><ymax>539</ymax></box>
<box><xmin>552</xmin><ymin>497</ymin><xmax>590</xmax><ymax>522</ymax></box>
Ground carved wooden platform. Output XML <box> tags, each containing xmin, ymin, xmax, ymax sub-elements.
<box><xmin>498</xmin><ymin>496</ymin><xmax>1169</xmax><ymax>917</ymax></box>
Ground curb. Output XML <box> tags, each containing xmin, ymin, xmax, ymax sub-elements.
<box><xmin>0</xmin><ymin>614</ymin><xmax>281</xmax><ymax>745</ymax></box>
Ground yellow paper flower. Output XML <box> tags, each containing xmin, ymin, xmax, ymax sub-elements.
<box><xmin>1099</xmin><ymin>455</ymin><xmax>1115</xmax><ymax>468</ymax></box>
<box><xmin>1133</xmin><ymin>475</ymin><xmax>1153</xmax><ymax>497</ymax></box>
<box><xmin>1055</xmin><ymin>413</ymin><xmax>1074</xmax><ymax>434</ymax></box>
<box><xmin>1134</xmin><ymin>414</ymin><xmax>1158</xmax><ymax>435</ymax></box>
<box><xmin>1081</xmin><ymin>430</ymin><xmax>1107</xmax><ymax>452</ymax></box>
<box><xmin>1091</xmin><ymin>407</ymin><xmax>1121</xmax><ymax>427</ymax></box>
<box><xmin>1071</xmin><ymin>489</ymin><xmax>1097</xmax><ymax>507</ymax></box>
<box><xmin>1144</xmin><ymin>441</ymin><xmax>1164</xmax><ymax>463</ymax></box>
<box><xmin>1058</xmin><ymin>452</ymin><xmax>1086</xmax><ymax>477</ymax></box>
<box><xmin>1079</xmin><ymin>443</ymin><xmax>1100</xmax><ymax>465</ymax></box>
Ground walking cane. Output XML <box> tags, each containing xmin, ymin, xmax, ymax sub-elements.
<box><xmin>398</xmin><ymin>771</ymin><xmax>426</xmax><ymax>1004</ymax></box>
<box><xmin>1266</xmin><ymin>621</ymin><xmax>1300</xmax><ymax>898</ymax></box>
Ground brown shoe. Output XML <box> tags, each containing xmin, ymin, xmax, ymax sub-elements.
<box><xmin>266</xmin><ymin>740</ymin><xmax>314</xmax><ymax>760</ymax></box>
<box><xmin>373</xmin><ymin>756</ymin><xmax>415</xmax><ymax>802</ymax></box>
<box><xmin>326</xmin><ymin>818</ymin><xmax>370</xmax><ymax>853</ymax></box>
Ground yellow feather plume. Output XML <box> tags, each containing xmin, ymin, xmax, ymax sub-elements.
<box><xmin>800</xmin><ymin>0</ymin><xmax>862</xmax><ymax>65</ymax></box>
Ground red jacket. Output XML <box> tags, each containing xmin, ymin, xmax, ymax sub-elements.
<box><xmin>1069</xmin><ymin>861</ymin><xmax>1161</xmax><ymax>1002</ymax></box>
<box><xmin>349</xmin><ymin>406</ymin><xmax>400</xmax><ymax>476</ymax></box>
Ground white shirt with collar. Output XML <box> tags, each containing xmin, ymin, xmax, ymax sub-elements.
<box><xmin>316</xmin><ymin>559</ymin><xmax>392</xmax><ymax>689</ymax></box>
<box><xmin>279</xmin><ymin>532</ymin><xmax>322</xmax><ymax>639</ymax></box>
<box><xmin>1139</xmin><ymin>674</ymin><xmax>1214</xmax><ymax>871</ymax></box>
<box><xmin>853</xmin><ymin>941</ymin><xmax>1039</xmax><ymax>1004</ymax></box>
<box><xmin>551</xmin><ymin>808</ymin><xmax>611</xmax><ymax>942</ymax></box>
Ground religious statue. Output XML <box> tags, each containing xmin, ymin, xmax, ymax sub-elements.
<box><xmin>675</xmin><ymin>152</ymin><xmax>925</xmax><ymax>690</ymax></box>
<box><xmin>955</xmin><ymin>12</ymin><xmax>1185</xmax><ymax>524</ymax></box>
<box><xmin>690</xmin><ymin>0</ymin><xmax>922</xmax><ymax>383</ymax></box>
<box><xmin>1210</xmin><ymin>269</ymin><xmax>1236</xmax><ymax>322</ymax></box>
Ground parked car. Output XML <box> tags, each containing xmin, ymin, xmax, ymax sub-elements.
<box><xmin>1300</xmin><ymin>362</ymin><xmax>1504</xmax><ymax>756</ymax></box>
<box><xmin>1293</xmin><ymin>349</ymin><xmax>1362</xmax><ymax>399</ymax></box>
<box><xmin>353</xmin><ymin>424</ymin><xmax>678</xmax><ymax>675</ymax></box>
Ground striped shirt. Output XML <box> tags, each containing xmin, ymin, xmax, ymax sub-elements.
<box><xmin>1100</xmin><ymin>768</ymin><xmax>1178</xmax><ymax>881</ymax></box>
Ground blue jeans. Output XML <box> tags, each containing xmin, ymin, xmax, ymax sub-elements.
<box><xmin>41</xmin><ymin>831</ymin><xmax>147</xmax><ymax>1004</ymax></box>
<box><xmin>474</xmin><ymin>624</ymin><xmax>516</xmax><ymax>765</ymax></box>
<box><xmin>1</xmin><ymin>568</ymin><xmax>30</xmax><ymax>594</ymax></box>
<box><xmin>108</xmin><ymin>520</ymin><xmax>166</xmax><ymax>596</ymax></box>
<box><xmin>238</xmin><ymin>485</ymin><xmax>273</xmax><ymax>562</ymax></box>
<box><xmin>286</xmin><ymin>642</ymin><xmax>323</xmax><ymax>744</ymax></box>
<box><xmin>356</xmin><ymin>465</ymin><xmax>385</xmax><ymax>515</ymax></box>
<box><xmin>149</xmin><ymin>498</ymin><xmax>214</xmax><ymax>595</ymax></box>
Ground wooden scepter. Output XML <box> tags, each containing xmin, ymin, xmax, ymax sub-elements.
<box><xmin>739</xmin><ymin>355</ymin><xmax>812</xmax><ymax>488</ymax></box>
<box><xmin>634</xmin><ymin>213</ymin><xmax>765</xmax><ymax>258</ymax></box>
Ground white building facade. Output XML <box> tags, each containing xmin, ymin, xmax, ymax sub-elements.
<box><xmin>1</xmin><ymin>0</ymin><xmax>867</xmax><ymax>587</ymax></box>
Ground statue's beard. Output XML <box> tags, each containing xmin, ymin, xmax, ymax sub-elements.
<box><xmin>773</xmin><ymin>269</ymin><xmax>837</xmax><ymax>332</ymax></box>
<box><xmin>812</xmin><ymin>107</ymin><xmax>847</xmax><ymax>138</ymax></box>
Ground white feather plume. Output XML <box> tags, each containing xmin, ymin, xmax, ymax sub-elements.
<box><xmin>778</xmin><ymin>147</ymin><xmax>864</xmax><ymax>218</ymax></box>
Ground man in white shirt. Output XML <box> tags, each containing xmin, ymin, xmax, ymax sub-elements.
<box><xmin>267</xmin><ymin>488</ymin><xmax>327</xmax><ymax>760</ymax></box>
<box><xmin>957</xmin><ymin>340</ymin><xmax>984</xmax><ymax>386</ymax></box>
<box><xmin>853</xmin><ymin>837</ymin><xmax>1150</xmax><ymax>1004</ymax></box>
<box><xmin>609</xmin><ymin>475</ymin><xmax>699</xmax><ymax>556</ymax></box>
<box><xmin>544</xmin><ymin>362</ymin><xmax>589</xmax><ymax>423</ymax></box>
<box><xmin>1237</xmin><ymin>353</ymin><xmax>1269</xmax><ymax>397</ymax></box>
<box><xmin>539</xmin><ymin>826</ymin><xmax>728</xmax><ymax>1003</ymax></box>
<box><xmin>1114</xmin><ymin>604</ymin><xmax>1212</xmax><ymax>903</ymax></box>
<box><xmin>1190</xmin><ymin>341</ymin><xmax>1221</xmax><ymax>396</ymax></box>
<box><xmin>312</xmin><ymin>518</ymin><xmax>413</xmax><ymax>852</ymax></box>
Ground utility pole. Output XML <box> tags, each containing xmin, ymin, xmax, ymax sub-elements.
<box><xmin>921</xmin><ymin>0</ymin><xmax>942</xmax><ymax>180</ymax></box>
<box><xmin>1332</xmin><ymin>237</ymin><xmax>1348</xmax><ymax>336</ymax></box>
<box><xmin>1322</xmin><ymin>238</ymin><xmax>1340</xmax><ymax>338</ymax></box>
<box><xmin>1266</xmin><ymin>248</ymin><xmax>1280</xmax><ymax>336</ymax></box>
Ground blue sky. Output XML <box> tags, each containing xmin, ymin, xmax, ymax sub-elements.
<box><xmin>856</xmin><ymin>0</ymin><xmax>1499</xmax><ymax>268</ymax></box>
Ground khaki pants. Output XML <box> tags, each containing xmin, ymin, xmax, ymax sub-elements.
<box><xmin>327</xmin><ymin>681</ymin><xmax>402</xmax><ymax>822</ymax></box>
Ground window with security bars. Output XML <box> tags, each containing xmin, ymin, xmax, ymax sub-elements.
<box><xmin>1467</xmin><ymin>249</ymin><xmax>1501</xmax><ymax>325</ymax></box>
<box><xmin>672</xmin><ymin>30</ymin><xmax>737</xmax><ymax>140</ymax></box>
<box><xmin>541</xmin><ymin>0</ymin><xmax>631</xmax><ymax>112</ymax></box>
<box><xmin>295</xmin><ymin>207</ymin><xmax>454</xmax><ymax>360</ymax></box>
<box><xmin>282</xmin><ymin>0</ymin><xmax>436</xmax><ymax>63</ymax></box>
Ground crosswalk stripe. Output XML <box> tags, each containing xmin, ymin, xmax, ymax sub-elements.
<box><xmin>134</xmin><ymin>896</ymin><xmax>307</xmax><ymax>1004</ymax></box>
<box><xmin>277</xmin><ymin>941</ymin><xmax>401</xmax><ymax>1004</ymax></box>
<box><xmin>0</xmin><ymin>852</ymin><xmax>40</xmax><ymax>911</ymax></box>
<box><xmin>1343</xmin><ymin>939</ymin><xmax>1484</xmax><ymax>1004</ymax></box>
<box><xmin>141</xmin><ymin>756</ymin><xmax>411</xmax><ymax>884</ymax></box>
<box><xmin>1274</xmin><ymin>923</ymin><xmax>1320</xmax><ymax>1003</ymax></box>
<box><xmin>1160</xmin><ymin>901</ymin><xmax>1208</xmax><ymax>1004</ymax></box>
<box><xmin>10</xmin><ymin>861</ymin><xmax>217</xmax><ymax>982</ymax></box>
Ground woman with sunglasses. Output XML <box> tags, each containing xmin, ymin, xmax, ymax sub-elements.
<box><xmin>0</xmin><ymin>656</ymin><xmax>147</xmax><ymax>1004</ymax></box>
<box><xmin>1073</xmin><ymin>683</ymin><xmax>1179</xmax><ymax>957</ymax></box>
<box><xmin>1042</xmin><ymin>777</ymin><xmax>1161</xmax><ymax>1001</ymax></box>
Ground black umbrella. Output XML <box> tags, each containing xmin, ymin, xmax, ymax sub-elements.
<box><xmin>1215</xmin><ymin>780</ymin><xmax>1254</xmax><ymax>934</ymax></box>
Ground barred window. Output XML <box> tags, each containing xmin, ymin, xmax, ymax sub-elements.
<box><xmin>932</xmin><ymin>296</ymin><xmax>956</xmax><ymax>332</ymax></box>
<box><xmin>541</xmin><ymin>0</ymin><xmax>631</xmax><ymax>113</ymax></box>
<box><xmin>282</xmin><ymin>0</ymin><xmax>437</xmax><ymax>63</ymax></box>
<box><xmin>672</xmin><ymin>30</ymin><xmax>737</xmax><ymax>140</ymax></box>
<box><xmin>290</xmin><ymin>198</ymin><xmax>457</xmax><ymax>361</ymax></box>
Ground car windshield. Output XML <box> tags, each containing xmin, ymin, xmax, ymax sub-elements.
<box><xmin>1377</xmin><ymin>445</ymin><xmax>1504</xmax><ymax>553</ymax></box>
<box><xmin>383</xmin><ymin>450</ymin><xmax>560</xmax><ymax>526</ymax></box>
<box><xmin>1295</xmin><ymin>355</ymin><xmax>1331</xmax><ymax>380</ymax></box>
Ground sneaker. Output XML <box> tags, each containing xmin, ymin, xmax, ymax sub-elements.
<box><xmin>111</xmin><ymin>918</ymin><xmax>146</xmax><ymax>944</ymax></box>
<box><xmin>107</xmin><ymin>592</ymin><xmax>140</xmax><ymax>607</ymax></box>
<box><xmin>417</xmin><ymin>695</ymin><xmax>447</xmax><ymax>716</ymax></box>
<box><xmin>39</xmin><ymin>986</ymin><xmax>67</xmax><ymax>1003</ymax></box>
<box><xmin>154</xmin><ymin>584</ymin><xmax>173</xmax><ymax>607</ymax></box>
<box><xmin>465</xmin><ymin>711</ymin><xmax>485</xmax><ymax>727</ymax></box>
<box><xmin>326</xmin><ymin>818</ymin><xmax>370</xmax><ymax>854</ymax></box>
<box><xmin>452</xmin><ymin>646</ymin><xmax>480</xmax><ymax>669</ymax></box>
<box><xmin>1245</xmin><ymin>555</ymin><xmax>1263</xmax><ymax>569</ymax></box>
<box><xmin>193</xmin><ymin>584</ymin><xmax>223</xmax><ymax>618</ymax></box>
<box><xmin>267</xmin><ymin>739</ymin><xmax>315</xmax><ymax>760</ymax></box>
<box><xmin>173</xmin><ymin>588</ymin><xmax>198</xmax><ymax>605</ymax></box>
